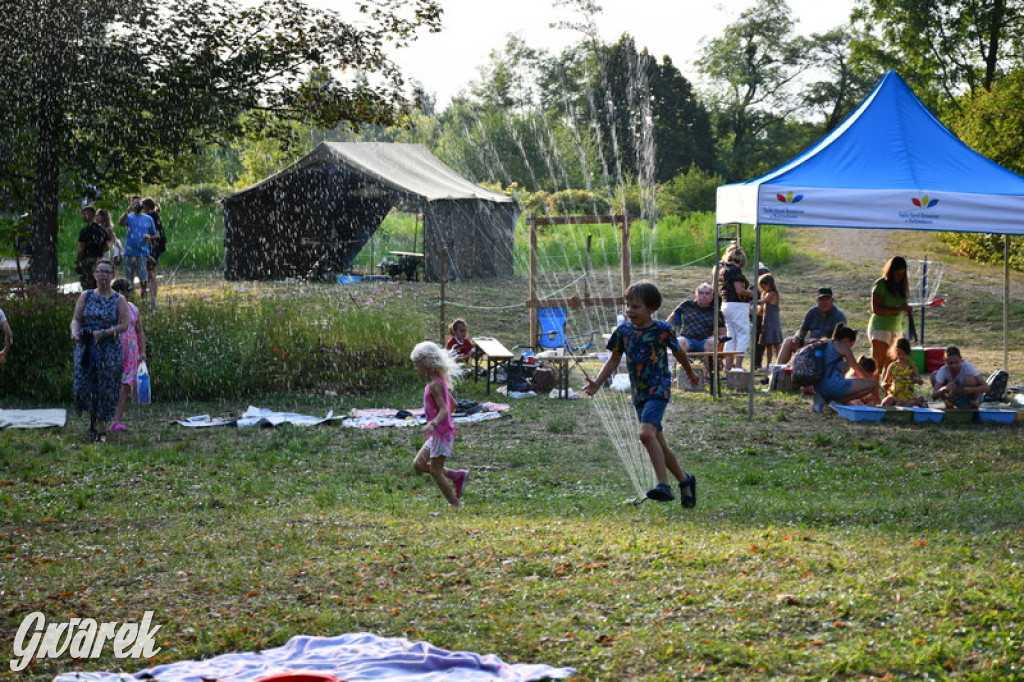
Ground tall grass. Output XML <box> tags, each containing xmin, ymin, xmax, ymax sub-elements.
<box><xmin>0</xmin><ymin>282</ymin><xmax>425</xmax><ymax>402</ymax></box>
<box><xmin>515</xmin><ymin>211</ymin><xmax>791</xmax><ymax>271</ymax></box>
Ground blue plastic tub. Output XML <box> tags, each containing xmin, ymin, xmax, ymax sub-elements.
<box><xmin>336</xmin><ymin>274</ymin><xmax>362</xmax><ymax>284</ymax></box>
<box><xmin>976</xmin><ymin>409</ymin><xmax>1018</xmax><ymax>424</ymax></box>
<box><xmin>830</xmin><ymin>403</ymin><xmax>885</xmax><ymax>422</ymax></box>
<box><xmin>902</xmin><ymin>407</ymin><xmax>944</xmax><ymax>423</ymax></box>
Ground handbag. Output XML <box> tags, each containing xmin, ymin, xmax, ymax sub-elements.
<box><xmin>136</xmin><ymin>360</ymin><xmax>151</xmax><ymax>404</ymax></box>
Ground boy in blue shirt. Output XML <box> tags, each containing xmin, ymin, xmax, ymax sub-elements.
<box><xmin>584</xmin><ymin>281</ymin><xmax>700</xmax><ymax>506</ymax></box>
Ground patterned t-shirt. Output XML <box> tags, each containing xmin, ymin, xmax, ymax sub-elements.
<box><xmin>607</xmin><ymin>320</ymin><xmax>679</xmax><ymax>404</ymax></box>
<box><xmin>671</xmin><ymin>300</ymin><xmax>725</xmax><ymax>340</ymax></box>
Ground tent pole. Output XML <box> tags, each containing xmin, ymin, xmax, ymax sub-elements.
<box><xmin>920</xmin><ymin>257</ymin><xmax>927</xmax><ymax>344</ymax></box>
<box><xmin>439</xmin><ymin>246</ymin><xmax>448</xmax><ymax>344</ymax></box>
<box><xmin>1004</xmin><ymin>235</ymin><xmax>1010</xmax><ymax>371</ymax></box>
<box><xmin>749</xmin><ymin>222</ymin><xmax>761</xmax><ymax>420</ymax></box>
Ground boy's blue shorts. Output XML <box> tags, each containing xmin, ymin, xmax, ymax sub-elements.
<box><xmin>634</xmin><ymin>398</ymin><xmax>668</xmax><ymax>431</ymax></box>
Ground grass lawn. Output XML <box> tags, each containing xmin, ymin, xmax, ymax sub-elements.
<box><xmin>2</xmin><ymin>229</ymin><xmax>1023</xmax><ymax>680</ymax></box>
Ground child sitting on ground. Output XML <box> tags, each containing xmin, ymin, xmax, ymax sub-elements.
<box><xmin>584</xmin><ymin>281</ymin><xmax>700</xmax><ymax>507</ymax></box>
<box><xmin>445</xmin><ymin>318</ymin><xmax>475</xmax><ymax>363</ymax></box>
<box><xmin>880</xmin><ymin>338</ymin><xmax>927</xmax><ymax>407</ymax></box>
<box><xmin>845</xmin><ymin>356</ymin><xmax>880</xmax><ymax>406</ymax></box>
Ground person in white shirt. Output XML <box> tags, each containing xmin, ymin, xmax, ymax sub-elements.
<box><xmin>931</xmin><ymin>346</ymin><xmax>988</xmax><ymax>408</ymax></box>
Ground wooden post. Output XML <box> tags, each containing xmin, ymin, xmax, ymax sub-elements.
<box><xmin>584</xmin><ymin>234</ymin><xmax>592</xmax><ymax>300</ymax></box>
<box><xmin>439</xmin><ymin>246</ymin><xmax>448</xmax><ymax>344</ymax></box>
<box><xmin>620</xmin><ymin>214</ymin><xmax>631</xmax><ymax>293</ymax></box>
<box><xmin>529</xmin><ymin>219</ymin><xmax>538</xmax><ymax>345</ymax></box>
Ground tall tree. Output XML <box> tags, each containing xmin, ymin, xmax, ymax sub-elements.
<box><xmin>696</xmin><ymin>0</ymin><xmax>807</xmax><ymax>179</ymax></box>
<box><xmin>851</xmin><ymin>0</ymin><xmax>1024</xmax><ymax>107</ymax></box>
<box><xmin>801</xmin><ymin>28</ymin><xmax>877</xmax><ymax>132</ymax></box>
<box><xmin>0</xmin><ymin>0</ymin><xmax>441</xmax><ymax>284</ymax></box>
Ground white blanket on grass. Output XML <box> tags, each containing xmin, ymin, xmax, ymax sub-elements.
<box><xmin>342</xmin><ymin>411</ymin><xmax>502</xmax><ymax>429</ymax></box>
<box><xmin>0</xmin><ymin>408</ymin><xmax>66</xmax><ymax>429</ymax></box>
<box><xmin>176</xmin><ymin>406</ymin><xmax>343</xmax><ymax>428</ymax></box>
<box><xmin>54</xmin><ymin>632</ymin><xmax>577</xmax><ymax>682</ymax></box>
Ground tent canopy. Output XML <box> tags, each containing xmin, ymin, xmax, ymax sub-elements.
<box><xmin>716</xmin><ymin>71</ymin><xmax>1024</xmax><ymax>235</ymax></box>
<box><xmin>223</xmin><ymin>142</ymin><xmax>518</xmax><ymax>281</ymax></box>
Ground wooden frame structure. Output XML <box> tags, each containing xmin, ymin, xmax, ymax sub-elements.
<box><xmin>525</xmin><ymin>214</ymin><xmax>631</xmax><ymax>345</ymax></box>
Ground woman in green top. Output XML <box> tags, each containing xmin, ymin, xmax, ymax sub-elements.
<box><xmin>868</xmin><ymin>256</ymin><xmax>912</xmax><ymax>377</ymax></box>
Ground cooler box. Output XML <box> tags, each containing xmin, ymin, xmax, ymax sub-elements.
<box><xmin>910</xmin><ymin>347</ymin><xmax>926</xmax><ymax>373</ymax></box>
<box><xmin>924</xmin><ymin>347</ymin><xmax>945</xmax><ymax>372</ymax></box>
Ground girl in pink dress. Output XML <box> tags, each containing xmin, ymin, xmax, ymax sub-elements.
<box><xmin>110</xmin><ymin>278</ymin><xmax>147</xmax><ymax>432</ymax></box>
<box><xmin>410</xmin><ymin>341</ymin><xmax>469</xmax><ymax>507</ymax></box>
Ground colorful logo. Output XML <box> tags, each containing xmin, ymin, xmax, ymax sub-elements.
<box><xmin>775</xmin><ymin>191</ymin><xmax>803</xmax><ymax>204</ymax></box>
<box><xmin>911</xmin><ymin>195</ymin><xmax>938</xmax><ymax>208</ymax></box>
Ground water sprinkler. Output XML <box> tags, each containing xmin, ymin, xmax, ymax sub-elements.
<box><xmin>623</xmin><ymin>497</ymin><xmax>646</xmax><ymax>507</ymax></box>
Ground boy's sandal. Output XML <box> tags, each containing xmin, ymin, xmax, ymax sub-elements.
<box><xmin>680</xmin><ymin>473</ymin><xmax>697</xmax><ymax>509</ymax></box>
<box><xmin>646</xmin><ymin>482</ymin><xmax>675</xmax><ymax>502</ymax></box>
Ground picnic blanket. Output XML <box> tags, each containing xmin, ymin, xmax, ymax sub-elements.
<box><xmin>176</xmin><ymin>406</ymin><xmax>345</xmax><ymax>429</ymax></box>
<box><xmin>54</xmin><ymin>632</ymin><xmax>577</xmax><ymax>682</ymax></box>
<box><xmin>0</xmin><ymin>408</ymin><xmax>66</xmax><ymax>429</ymax></box>
<box><xmin>342</xmin><ymin>411</ymin><xmax>502</xmax><ymax>429</ymax></box>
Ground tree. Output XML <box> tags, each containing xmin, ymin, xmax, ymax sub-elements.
<box><xmin>0</xmin><ymin>0</ymin><xmax>441</xmax><ymax>284</ymax></box>
<box><xmin>696</xmin><ymin>0</ymin><xmax>807</xmax><ymax>179</ymax></box>
<box><xmin>851</xmin><ymin>0</ymin><xmax>1024</xmax><ymax>107</ymax></box>
<box><xmin>800</xmin><ymin>28</ymin><xmax>877</xmax><ymax>132</ymax></box>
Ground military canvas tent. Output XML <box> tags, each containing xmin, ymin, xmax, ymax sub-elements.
<box><xmin>715</xmin><ymin>70</ymin><xmax>1024</xmax><ymax>413</ymax></box>
<box><xmin>223</xmin><ymin>142</ymin><xmax>519</xmax><ymax>281</ymax></box>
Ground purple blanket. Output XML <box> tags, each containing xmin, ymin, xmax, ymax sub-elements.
<box><xmin>55</xmin><ymin>632</ymin><xmax>577</xmax><ymax>682</ymax></box>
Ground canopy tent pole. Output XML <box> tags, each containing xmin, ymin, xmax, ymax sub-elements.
<box><xmin>1005</xmin><ymin>235</ymin><xmax>1010</xmax><ymax>371</ymax></box>
<box><xmin>749</xmin><ymin>222</ymin><xmax>761</xmax><ymax>419</ymax></box>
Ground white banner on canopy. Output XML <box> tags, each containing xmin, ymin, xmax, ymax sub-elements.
<box><xmin>756</xmin><ymin>187</ymin><xmax>1024</xmax><ymax>234</ymax></box>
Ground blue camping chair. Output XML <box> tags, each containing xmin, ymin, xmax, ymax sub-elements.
<box><xmin>536</xmin><ymin>307</ymin><xmax>599</xmax><ymax>355</ymax></box>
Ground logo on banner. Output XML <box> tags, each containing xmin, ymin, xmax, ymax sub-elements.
<box><xmin>900</xmin><ymin>195</ymin><xmax>940</xmax><ymax>224</ymax></box>
<box><xmin>763</xmin><ymin>190</ymin><xmax>806</xmax><ymax>219</ymax></box>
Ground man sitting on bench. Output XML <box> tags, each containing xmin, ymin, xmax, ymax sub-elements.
<box><xmin>670</xmin><ymin>283</ymin><xmax>727</xmax><ymax>353</ymax></box>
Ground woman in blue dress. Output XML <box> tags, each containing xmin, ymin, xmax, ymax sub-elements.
<box><xmin>71</xmin><ymin>260</ymin><xmax>129</xmax><ymax>443</ymax></box>
<box><xmin>812</xmin><ymin>324</ymin><xmax>877</xmax><ymax>412</ymax></box>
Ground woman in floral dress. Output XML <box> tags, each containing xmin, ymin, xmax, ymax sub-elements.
<box><xmin>71</xmin><ymin>260</ymin><xmax>128</xmax><ymax>443</ymax></box>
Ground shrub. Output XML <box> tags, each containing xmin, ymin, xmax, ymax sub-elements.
<box><xmin>545</xmin><ymin>189</ymin><xmax>611</xmax><ymax>215</ymax></box>
<box><xmin>938</xmin><ymin>233</ymin><xmax>1023</xmax><ymax>272</ymax></box>
<box><xmin>658</xmin><ymin>167</ymin><xmax>726</xmax><ymax>217</ymax></box>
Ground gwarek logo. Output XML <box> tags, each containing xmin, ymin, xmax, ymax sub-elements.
<box><xmin>775</xmin><ymin>191</ymin><xmax>803</xmax><ymax>204</ymax></box>
<box><xmin>911</xmin><ymin>195</ymin><xmax>939</xmax><ymax>208</ymax></box>
<box><xmin>10</xmin><ymin>611</ymin><xmax>162</xmax><ymax>672</ymax></box>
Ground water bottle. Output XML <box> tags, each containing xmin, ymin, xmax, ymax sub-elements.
<box><xmin>136</xmin><ymin>361</ymin><xmax>151</xmax><ymax>405</ymax></box>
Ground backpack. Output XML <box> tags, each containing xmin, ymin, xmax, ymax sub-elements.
<box><xmin>505</xmin><ymin>360</ymin><xmax>532</xmax><ymax>392</ymax></box>
<box><xmin>984</xmin><ymin>369</ymin><xmax>1009</xmax><ymax>402</ymax></box>
<box><xmin>791</xmin><ymin>340</ymin><xmax>830</xmax><ymax>387</ymax></box>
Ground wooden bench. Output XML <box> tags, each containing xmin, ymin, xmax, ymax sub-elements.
<box><xmin>471</xmin><ymin>337</ymin><xmax>514</xmax><ymax>395</ymax></box>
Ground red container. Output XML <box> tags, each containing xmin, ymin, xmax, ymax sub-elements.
<box><xmin>924</xmin><ymin>347</ymin><xmax>945</xmax><ymax>373</ymax></box>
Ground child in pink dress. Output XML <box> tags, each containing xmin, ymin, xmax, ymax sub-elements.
<box><xmin>110</xmin><ymin>278</ymin><xmax>147</xmax><ymax>431</ymax></box>
<box><xmin>411</xmin><ymin>341</ymin><xmax>469</xmax><ymax>507</ymax></box>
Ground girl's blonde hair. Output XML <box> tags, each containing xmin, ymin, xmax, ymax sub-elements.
<box><xmin>411</xmin><ymin>341</ymin><xmax>459</xmax><ymax>385</ymax></box>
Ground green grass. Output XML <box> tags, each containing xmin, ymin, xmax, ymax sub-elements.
<box><xmin>1</xmin><ymin>391</ymin><xmax>1022</xmax><ymax>680</ymax></box>
<box><xmin>6</xmin><ymin>212</ymin><xmax>1024</xmax><ymax>680</ymax></box>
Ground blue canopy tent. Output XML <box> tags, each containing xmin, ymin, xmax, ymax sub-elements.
<box><xmin>716</xmin><ymin>71</ymin><xmax>1024</xmax><ymax>413</ymax></box>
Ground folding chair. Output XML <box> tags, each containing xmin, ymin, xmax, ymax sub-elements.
<box><xmin>537</xmin><ymin>307</ymin><xmax>598</xmax><ymax>355</ymax></box>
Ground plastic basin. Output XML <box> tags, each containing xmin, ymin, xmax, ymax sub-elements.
<box><xmin>831</xmin><ymin>404</ymin><xmax>885</xmax><ymax>422</ymax></box>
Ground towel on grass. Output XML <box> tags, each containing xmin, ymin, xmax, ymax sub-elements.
<box><xmin>175</xmin><ymin>406</ymin><xmax>343</xmax><ymax>429</ymax></box>
<box><xmin>54</xmin><ymin>632</ymin><xmax>578</xmax><ymax>682</ymax></box>
<box><xmin>0</xmin><ymin>408</ymin><xmax>67</xmax><ymax>429</ymax></box>
<box><xmin>342</xmin><ymin>411</ymin><xmax>502</xmax><ymax>429</ymax></box>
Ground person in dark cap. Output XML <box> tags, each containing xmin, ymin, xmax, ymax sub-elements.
<box><xmin>777</xmin><ymin>287</ymin><xmax>847</xmax><ymax>365</ymax></box>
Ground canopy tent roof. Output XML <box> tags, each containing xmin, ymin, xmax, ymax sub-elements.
<box><xmin>230</xmin><ymin>142</ymin><xmax>514</xmax><ymax>204</ymax></box>
<box><xmin>716</xmin><ymin>71</ymin><xmax>1024</xmax><ymax>235</ymax></box>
